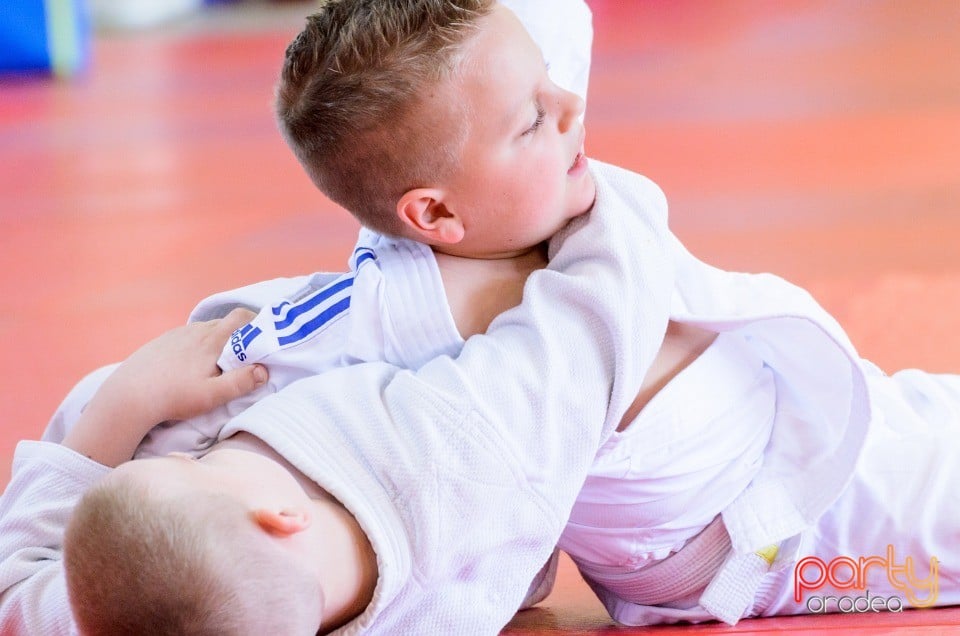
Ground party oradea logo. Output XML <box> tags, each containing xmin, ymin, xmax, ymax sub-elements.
<box><xmin>794</xmin><ymin>545</ymin><xmax>938</xmax><ymax>613</ymax></box>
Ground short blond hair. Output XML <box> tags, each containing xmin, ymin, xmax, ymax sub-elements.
<box><xmin>276</xmin><ymin>0</ymin><xmax>494</xmax><ymax>236</ymax></box>
<box><xmin>64</xmin><ymin>478</ymin><xmax>321</xmax><ymax>636</ymax></box>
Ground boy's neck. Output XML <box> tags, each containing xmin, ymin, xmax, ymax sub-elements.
<box><xmin>215</xmin><ymin>432</ymin><xmax>331</xmax><ymax>500</ymax></box>
<box><xmin>215</xmin><ymin>432</ymin><xmax>377</xmax><ymax>630</ymax></box>
<box><xmin>432</xmin><ymin>243</ymin><xmax>548</xmax><ymax>340</ymax></box>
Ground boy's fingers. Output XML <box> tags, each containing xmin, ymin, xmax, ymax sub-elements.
<box><xmin>208</xmin><ymin>364</ymin><xmax>269</xmax><ymax>406</ymax></box>
<box><xmin>217</xmin><ymin>307</ymin><xmax>258</xmax><ymax>335</ymax></box>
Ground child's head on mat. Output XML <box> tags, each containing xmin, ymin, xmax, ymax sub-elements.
<box><xmin>63</xmin><ymin>445</ymin><xmax>327</xmax><ymax>635</ymax></box>
<box><xmin>276</xmin><ymin>0</ymin><xmax>595</xmax><ymax>259</ymax></box>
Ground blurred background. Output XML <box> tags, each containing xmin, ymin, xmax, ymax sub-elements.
<box><xmin>1</xmin><ymin>1</ymin><xmax>959</xmax><ymax>632</ymax></box>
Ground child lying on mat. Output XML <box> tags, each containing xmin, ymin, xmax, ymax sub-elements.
<box><xmin>3</xmin><ymin>0</ymin><xmax>959</xmax><ymax>633</ymax></box>
<box><xmin>0</xmin><ymin>141</ymin><xmax>668</xmax><ymax>635</ymax></box>
<box><xmin>0</xmin><ymin>7</ymin><xmax>667</xmax><ymax>633</ymax></box>
<box><xmin>172</xmin><ymin>0</ymin><xmax>960</xmax><ymax>625</ymax></box>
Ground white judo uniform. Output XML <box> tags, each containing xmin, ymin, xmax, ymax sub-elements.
<box><xmin>178</xmin><ymin>162</ymin><xmax>960</xmax><ymax>624</ymax></box>
<box><xmin>2</xmin><ymin>2</ymin><xmax>958</xmax><ymax>631</ymax></box>
<box><xmin>0</xmin><ymin>161</ymin><xmax>674</xmax><ymax>635</ymax></box>
<box><xmin>2</xmin><ymin>159</ymin><xmax>959</xmax><ymax>633</ymax></box>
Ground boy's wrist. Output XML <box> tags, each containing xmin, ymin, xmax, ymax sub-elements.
<box><xmin>61</xmin><ymin>380</ymin><xmax>162</xmax><ymax>467</ymax></box>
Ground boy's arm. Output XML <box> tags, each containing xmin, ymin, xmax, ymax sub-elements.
<box><xmin>0</xmin><ymin>310</ymin><xmax>270</xmax><ymax>633</ymax></box>
<box><xmin>224</xmin><ymin>163</ymin><xmax>673</xmax><ymax>633</ymax></box>
<box><xmin>61</xmin><ymin>308</ymin><xmax>267</xmax><ymax>467</ymax></box>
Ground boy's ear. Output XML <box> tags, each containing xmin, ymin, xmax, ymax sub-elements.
<box><xmin>253</xmin><ymin>508</ymin><xmax>311</xmax><ymax>537</ymax></box>
<box><xmin>396</xmin><ymin>187</ymin><xmax>465</xmax><ymax>245</ymax></box>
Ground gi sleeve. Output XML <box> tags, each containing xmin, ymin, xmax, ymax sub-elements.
<box><xmin>0</xmin><ymin>442</ymin><xmax>109</xmax><ymax>636</ymax></box>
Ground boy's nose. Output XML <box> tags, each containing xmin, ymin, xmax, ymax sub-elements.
<box><xmin>556</xmin><ymin>88</ymin><xmax>585</xmax><ymax>133</ymax></box>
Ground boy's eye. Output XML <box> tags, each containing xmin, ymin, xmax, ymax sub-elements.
<box><xmin>523</xmin><ymin>105</ymin><xmax>546</xmax><ymax>136</ymax></box>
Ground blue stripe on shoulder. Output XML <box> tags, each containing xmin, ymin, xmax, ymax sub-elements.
<box><xmin>355</xmin><ymin>250</ymin><xmax>376</xmax><ymax>267</ymax></box>
<box><xmin>273</xmin><ymin>275</ymin><xmax>353</xmax><ymax>330</ymax></box>
<box><xmin>276</xmin><ymin>296</ymin><xmax>351</xmax><ymax>346</ymax></box>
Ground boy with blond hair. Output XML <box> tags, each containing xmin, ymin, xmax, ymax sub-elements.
<box><xmin>3</xmin><ymin>0</ymin><xmax>959</xmax><ymax>633</ymax></box>
<box><xmin>57</xmin><ymin>313</ymin><xmax>372</xmax><ymax>635</ymax></box>
<box><xmin>0</xmin><ymin>139</ymin><xmax>668</xmax><ymax>635</ymax></box>
<box><xmin>203</xmin><ymin>0</ymin><xmax>960</xmax><ymax>625</ymax></box>
<box><xmin>66</xmin><ymin>480</ymin><xmax>325</xmax><ymax>634</ymax></box>
<box><xmin>0</xmin><ymin>5</ymin><xmax>671</xmax><ymax>632</ymax></box>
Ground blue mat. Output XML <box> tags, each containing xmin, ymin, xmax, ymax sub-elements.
<box><xmin>0</xmin><ymin>0</ymin><xmax>90</xmax><ymax>77</ymax></box>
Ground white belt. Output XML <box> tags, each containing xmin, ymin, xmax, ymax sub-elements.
<box><xmin>577</xmin><ymin>516</ymin><xmax>779</xmax><ymax>625</ymax></box>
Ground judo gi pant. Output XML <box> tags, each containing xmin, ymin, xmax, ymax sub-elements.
<box><xmin>753</xmin><ymin>368</ymin><xmax>960</xmax><ymax>616</ymax></box>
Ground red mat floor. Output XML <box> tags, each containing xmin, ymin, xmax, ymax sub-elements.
<box><xmin>1</xmin><ymin>1</ymin><xmax>959</xmax><ymax>633</ymax></box>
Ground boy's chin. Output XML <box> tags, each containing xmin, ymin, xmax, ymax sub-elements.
<box><xmin>571</xmin><ymin>175</ymin><xmax>597</xmax><ymax>217</ymax></box>
<box><xmin>569</xmin><ymin>194</ymin><xmax>596</xmax><ymax>220</ymax></box>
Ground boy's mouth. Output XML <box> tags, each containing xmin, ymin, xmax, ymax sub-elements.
<box><xmin>568</xmin><ymin>150</ymin><xmax>587</xmax><ymax>175</ymax></box>
<box><xmin>568</xmin><ymin>129</ymin><xmax>587</xmax><ymax>175</ymax></box>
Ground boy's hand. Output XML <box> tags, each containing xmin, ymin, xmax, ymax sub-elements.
<box><xmin>102</xmin><ymin>308</ymin><xmax>268</xmax><ymax>424</ymax></box>
<box><xmin>62</xmin><ymin>308</ymin><xmax>268</xmax><ymax>466</ymax></box>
